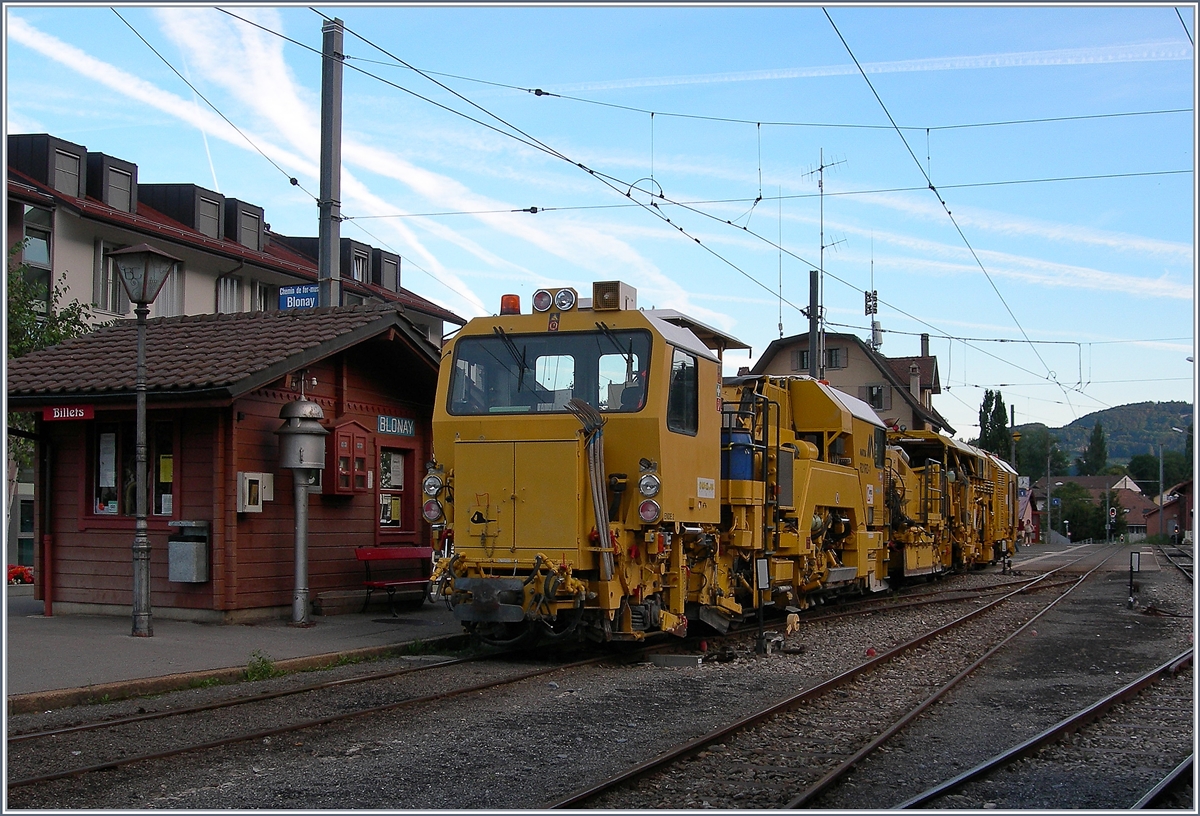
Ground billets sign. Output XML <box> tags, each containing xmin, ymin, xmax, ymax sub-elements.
<box><xmin>43</xmin><ymin>405</ymin><xmax>94</xmax><ymax>421</ymax></box>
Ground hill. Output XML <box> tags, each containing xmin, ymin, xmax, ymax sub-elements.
<box><xmin>1015</xmin><ymin>401</ymin><xmax>1192</xmax><ymax>464</ymax></box>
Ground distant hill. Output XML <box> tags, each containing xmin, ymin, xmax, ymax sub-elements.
<box><xmin>1015</xmin><ymin>401</ymin><xmax>1193</xmax><ymax>464</ymax></box>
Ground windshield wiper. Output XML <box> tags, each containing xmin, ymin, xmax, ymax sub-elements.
<box><xmin>595</xmin><ymin>321</ymin><xmax>635</xmax><ymax>380</ymax></box>
<box><xmin>493</xmin><ymin>326</ymin><xmax>529</xmax><ymax>391</ymax></box>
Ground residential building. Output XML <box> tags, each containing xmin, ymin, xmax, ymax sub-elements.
<box><xmin>751</xmin><ymin>331</ymin><xmax>954</xmax><ymax>435</ymax></box>
<box><xmin>6</xmin><ymin>132</ymin><xmax>463</xmax><ymax>346</ymax></box>
<box><xmin>1144</xmin><ymin>479</ymin><xmax>1194</xmax><ymax>543</ymax></box>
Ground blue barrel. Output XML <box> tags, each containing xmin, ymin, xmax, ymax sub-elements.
<box><xmin>721</xmin><ymin>429</ymin><xmax>755</xmax><ymax>480</ymax></box>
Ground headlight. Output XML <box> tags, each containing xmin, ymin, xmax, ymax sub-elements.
<box><xmin>638</xmin><ymin>473</ymin><xmax>660</xmax><ymax>497</ymax></box>
<box><xmin>532</xmin><ymin>289</ymin><xmax>554</xmax><ymax>312</ymax></box>
<box><xmin>553</xmin><ymin>288</ymin><xmax>577</xmax><ymax>310</ymax></box>
<box><xmin>638</xmin><ymin>500</ymin><xmax>661</xmax><ymax>523</ymax></box>
<box><xmin>422</xmin><ymin>473</ymin><xmax>443</xmax><ymax>496</ymax></box>
<box><xmin>422</xmin><ymin>499</ymin><xmax>444</xmax><ymax>522</ymax></box>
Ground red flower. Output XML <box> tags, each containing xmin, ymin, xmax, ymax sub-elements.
<box><xmin>7</xmin><ymin>564</ymin><xmax>33</xmax><ymax>584</ymax></box>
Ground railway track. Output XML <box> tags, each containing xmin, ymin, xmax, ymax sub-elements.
<box><xmin>896</xmin><ymin>652</ymin><xmax>1193</xmax><ymax>809</ymax></box>
<box><xmin>6</xmin><ymin>644</ymin><xmax>645</xmax><ymax>790</ymax></box>
<box><xmin>546</xmin><ymin>551</ymin><xmax>1113</xmax><ymax>809</ymax></box>
<box><xmin>1157</xmin><ymin>541</ymin><xmax>1194</xmax><ymax>583</ymax></box>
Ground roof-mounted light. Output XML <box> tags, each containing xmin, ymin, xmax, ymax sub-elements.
<box><xmin>532</xmin><ymin>289</ymin><xmax>553</xmax><ymax>312</ymax></box>
<box><xmin>553</xmin><ymin>288</ymin><xmax>577</xmax><ymax>311</ymax></box>
<box><xmin>500</xmin><ymin>294</ymin><xmax>521</xmax><ymax>315</ymax></box>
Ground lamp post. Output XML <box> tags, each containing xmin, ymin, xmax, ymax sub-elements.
<box><xmin>109</xmin><ymin>244</ymin><xmax>180</xmax><ymax>637</ymax></box>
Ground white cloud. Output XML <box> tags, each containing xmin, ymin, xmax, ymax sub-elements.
<box><xmin>550</xmin><ymin>41</ymin><xmax>1193</xmax><ymax>92</ymax></box>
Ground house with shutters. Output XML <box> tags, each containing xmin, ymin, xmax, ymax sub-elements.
<box><xmin>750</xmin><ymin>331</ymin><xmax>955</xmax><ymax>436</ymax></box>
<box><xmin>6</xmin><ymin>132</ymin><xmax>462</xmax><ymax>343</ymax></box>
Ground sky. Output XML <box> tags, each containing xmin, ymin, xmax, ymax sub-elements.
<box><xmin>5</xmin><ymin>3</ymin><xmax>1197</xmax><ymax>444</ymax></box>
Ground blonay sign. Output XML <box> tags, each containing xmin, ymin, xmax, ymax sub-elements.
<box><xmin>279</xmin><ymin>284</ymin><xmax>319</xmax><ymax>310</ymax></box>
<box><xmin>43</xmin><ymin>405</ymin><xmax>94</xmax><ymax>421</ymax></box>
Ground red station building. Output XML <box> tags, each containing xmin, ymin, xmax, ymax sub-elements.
<box><xmin>7</xmin><ymin>304</ymin><xmax>441</xmax><ymax>621</ymax></box>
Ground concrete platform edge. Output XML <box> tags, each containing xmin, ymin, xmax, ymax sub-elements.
<box><xmin>7</xmin><ymin>633</ymin><xmax>470</xmax><ymax>715</ymax></box>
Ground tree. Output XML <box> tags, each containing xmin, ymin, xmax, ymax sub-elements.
<box><xmin>1127</xmin><ymin>450</ymin><xmax>1191</xmax><ymax>496</ymax></box>
<box><xmin>1074</xmin><ymin>421</ymin><xmax>1108</xmax><ymax>476</ymax></box>
<box><xmin>1016</xmin><ymin>425</ymin><xmax>1069</xmax><ymax>482</ymax></box>
<box><xmin>976</xmin><ymin>389</ymin><xmax>1011</xmax><ymax>458</ymax></box>
<box><xmin>7</xmin><ymin>240</ymin><xmax>97</xmax><ymax>509</ymax></box>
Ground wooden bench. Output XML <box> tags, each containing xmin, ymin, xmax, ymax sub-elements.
<box><xmin>355</xmin><ymin>546</ymin><xmax>433</xmax><ymax>616</ymax></box>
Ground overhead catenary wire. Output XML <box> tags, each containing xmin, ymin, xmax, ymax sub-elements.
<box><xmin>822</xmin><ymin>7</ymin><xmax>1077</xmax><ymax>420</ymax></box>
<box><xmin>113</xmin><ymin>9</ymin><xmax>319</xmax><ymax>202</ymax></box>
<box><xmin>220</xmin><ymin>8</ymin><xmax>1180</xmax><ymax>407</ymax></box>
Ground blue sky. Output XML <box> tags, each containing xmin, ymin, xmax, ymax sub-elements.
<box><xmin>6</xmin><ymin>4</ymin><xmax>1196</xmax><ymax>441</ymax></box>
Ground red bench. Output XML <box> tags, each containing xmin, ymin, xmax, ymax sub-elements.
<box><xmin>355</xmin><ymin>546</ymin><xmax>433</xmax><ymax>615</ymax></box>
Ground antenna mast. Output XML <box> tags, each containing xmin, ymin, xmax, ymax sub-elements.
<box><xmin>804</xmin><ymin>149</ymin><xmax>846</xmax><ymax>379</ymax></box>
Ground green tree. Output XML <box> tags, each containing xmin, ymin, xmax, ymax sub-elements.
<box><xmin>1016</xmin><ymin>425</ymin><xmax>1069</xmax><ymax>482</ymax></box>
<box><xmin>1127</xmin><ymin>450</ymin><xmax>1191</xmax><ymax>496</ymax></box>
<box><xmin>1074</xmin><ymin>421</ymin><xmax>1108</xmax><ymax>476</ymax></box>
<box><xmin>7</xmin><ymin>240</ymin><xmax>97</xmax><ymax>487</ymax></box>
<box><xmin>976</xmin><ymin>389</ymin><xmax>1011</xmax><ymax>457</ymax></box>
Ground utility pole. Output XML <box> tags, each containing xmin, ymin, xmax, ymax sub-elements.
<box><xmin>804</xmin><ymin>149</ymin><xmax>844</xmax><ymax>380</ymax></box>
<box><xmin>318</xmin><ymin>17</ymin><xmax>344</xmax><ymax>308</ymax></box>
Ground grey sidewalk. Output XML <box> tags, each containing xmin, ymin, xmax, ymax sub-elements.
<box><xmin>4</xmin><ymin>585</ymin><xmax>459</xmax><ymax>705</ymax></box>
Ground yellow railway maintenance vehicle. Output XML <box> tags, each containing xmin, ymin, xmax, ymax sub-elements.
<box><xmin>884</xmin><ymin>431</ymin><xmax>1018</xmax><ymax>576</ymax></box>
<box><xmin>424</xmin><ymin>282</ymin><xmax>900</xmax><ymax>644</ymax></box>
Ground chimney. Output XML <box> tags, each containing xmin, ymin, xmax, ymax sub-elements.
<box><xmin>921</xmin><ymin>332</ymin><xmax>930</xmax><ymax>357</ymax></box>
<box><xmin>909</xmin><ymin>362</ymin><xmax>921</xmax><ymax>399</ymax></box>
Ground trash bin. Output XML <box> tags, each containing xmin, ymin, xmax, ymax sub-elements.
<box><xmin>168</xmin><ymin>520</ymin><xmax>211</xmax><ymax>583</ymax></box>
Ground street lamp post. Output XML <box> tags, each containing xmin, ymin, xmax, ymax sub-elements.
<box><xmin>109</xmin><ymin>244</ymin><xmax>180</xmax><ymax>638</ymax></box>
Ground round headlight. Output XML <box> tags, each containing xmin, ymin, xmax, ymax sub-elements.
<box><xmin>532</xmin><ymin>289</ymin><xmax>554</xmax><ymax>312</ymax></box>
<box><xmin>638</xmin><ymin>473</ymin><xmax>660</xmax><ymax>497</ymax></box>
<box><xmin>553</xmin><ymin>288</ymin><xmax>577</xmax><ymax>310</ymax></box>
<box><xmin>638</xmin><ymin>500</ymin><xmax>661</xmax><ymax>523</ymax></box>
<box><xmin>422</xmin><ymin>473</ymin><xmax>443</xmax><ymax>496</ymax></box>
<box><xmin>422</xmin><ymin>499</ymin><xmax>444</xmax><ymax>522</ymax></box>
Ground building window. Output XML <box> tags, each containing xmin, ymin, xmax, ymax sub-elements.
<box><xmin>791</xmin><ymin>348</ymin><xmax>808</xmax><ymax>372</ymax></box>
<box><xmin>666</xmin><ymin>347</ymin><xmax>698</xmax><ymax>436</ymax></box>
<box><xmin>378</xmin><ymin>449</ymin><xmax>406</xmax><ymax>529</ymax></box>
<box><xmin>17</xmin><ymin>499</ymin><xmax>35</xmax><ymax>566</ymax></box>
<box><xmin>151</xmin><ymin>266</ymin><xmax>185</xmax><ymax>318</ymax></box>
<box><xmin>344</xmin><ymin>292</ymin><xmax>365</xmax><ymax>306</ymax></box>
<box><xmin>22</xmin><ymin>205</ymin><xmax>52</xmax><ymax>314</ymax></box>
<box><xmin>217</xmin><ymin>276</ymin><xmax>242</xmax><ymax>314</ymax></box>
<box><xmin>251</xmin><ymin>280</ymin><xmax>275</xmax><ymax>312</ymax></box>
<box><xmin>238</xmin><ymin>210</ymin><xmax>260</xmax><ymax>250</ymax></box>
<box><xmin>93</xmin><ymin>239</ymin><xmax>130</xmax><ymax>315</ymax></box>
<box><xmin>382</xmin><ymin>257</ymin><xmax>398</xmax><ymax>289</ymax></box>
<box><xmin>198</xmin><ymin>197</ymin><xmax>221</xmax><ymax>239</ymax></box>
<box><xmin>826</xmin><ymin>347</ymin><xmax>844</xmax><ymax>369</ymax></box>
<box><xmin>93</xmin><ymin>420</ymin><xmax>176</xmax><ymax>517</ymax></box>
<box><xmin>352</xmin><ymin>250</ymin><xmax>368</xmax><ymax>282</ymax></box>
<box><xmin>108</xmin><ymin>168</ymin><xmax>132</xmax><ymax>212</ymax></box>
<box><xmin>53</xmin><ymin>149</ymin><xmax>81</xmax><ymax>197</ymax></box>
<box><xmin>865</xmin><ymin>384</ymin><xmax>890</xmax><ymax>410</ymax></box>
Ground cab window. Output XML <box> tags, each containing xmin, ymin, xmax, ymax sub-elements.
<box><xmin>666</xmin><ymin>347</ymin><xmax>698</xmax><ymax>435</ymax></box>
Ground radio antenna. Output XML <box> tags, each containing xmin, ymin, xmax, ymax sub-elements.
<box><xmin>802</xmin><ymin>149</ymin><xmax>846</xmax><ymax>378</ymax></box>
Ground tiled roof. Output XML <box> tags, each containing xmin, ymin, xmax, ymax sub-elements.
<box><xmin>6</xmin><ymin>170</ymin><xmax>464</xmax><ymax>326</ymax></box>
<box><xmin>886</xmin><ymin>355</ymin><xmax>941</xmax><ymax>393</ymax></box>
<box><xmin>7</xmin><ymin>304</ymin><xmax>437</xmax><ymax>403</ymax></box>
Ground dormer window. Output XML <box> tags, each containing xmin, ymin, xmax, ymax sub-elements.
<box><xmin>198</xmin><ymin>197</ymin><xmax>221</xmax><ymax>238</ymax></box>
<box><xmin>108</xmin><ymin>168</ymin><xmax>132</xmax><ymax>212</ymax></box>
<box><xmin>54</xmin><ymin>149</ymin><xmax>81</xmax><ymax>197</ymax></box>
<box><xmin>352</xmin><ymin>250</ymin><xmax>368</xmax><ymax>281</ymax></box>
<box><xmin>238</xmin><ymin>210</ymin><xmax>260</xmax><ymax>250</ymax></box>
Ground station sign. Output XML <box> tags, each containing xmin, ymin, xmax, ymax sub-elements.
<box><xmin>377</xmin><ymin>414</ymin><xmax>415</xmax><ymax>436</ymax></box>
<box><xmin>43</xmin><ymin>404</ymin><xmax>93</xmax><ymax>421</ymax></box>
<box><xmin>279</xmin><ymin>284</ymin><xmax>319</xmax><ymax>310</ymax></box>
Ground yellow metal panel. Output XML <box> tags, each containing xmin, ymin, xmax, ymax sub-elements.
<box><xmin>514</xmin><ymin>440</ymin><xmax>582</xmax><ymax>554</ymax></box>
<box><xmin>454</xmin><ymin>440</ymin><xmax>515</xmax><ymax>554</ymax></box>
